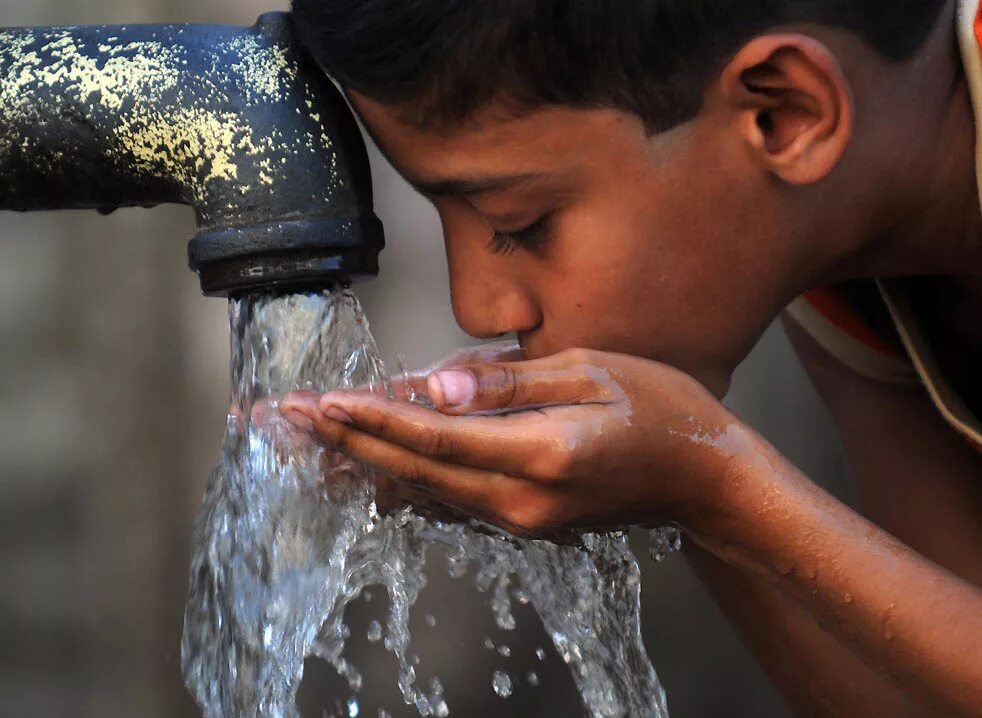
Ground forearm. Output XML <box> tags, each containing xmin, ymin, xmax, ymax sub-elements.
<box><xmin>687</xmin><ymin>544</ymin><xmax>930</xmax><ymax>716</ymax></box>
<box><xmin>685</xmin><ymin>426</ymin><xmax>982</xmax><ymax>716</ymax></box>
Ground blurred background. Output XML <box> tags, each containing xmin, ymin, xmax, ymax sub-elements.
<box><xmin>0</xmin><ymin>0</ymin><xmax>851</xmax><ymax>716</ymax></box>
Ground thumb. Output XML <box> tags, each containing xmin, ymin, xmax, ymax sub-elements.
<box><xmin>427</xmin><ymin>359</ymin><xmax>609</xmax><ymax>416</ymax></box>
<box><xmin>390</xmin><ymin>342</ymin><xmax>525</xmax><ymax>404</ymax></box>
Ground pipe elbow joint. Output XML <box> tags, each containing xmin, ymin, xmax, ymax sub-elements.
<box><xmin>0</xmin><ymin>12</ymin><xmax>384</xmax><ymax>296</ymax></box>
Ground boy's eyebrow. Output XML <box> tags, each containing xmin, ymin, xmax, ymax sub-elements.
<box><xmin>406</xmin><ymin>172</ymin><xmax>542</xmax><ymax>198</ymax></box>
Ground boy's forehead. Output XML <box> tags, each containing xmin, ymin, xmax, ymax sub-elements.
<box><xmin>348</xmin><ymin>90</ymin><xmax>648</xmax><ymax>191</ymax></box>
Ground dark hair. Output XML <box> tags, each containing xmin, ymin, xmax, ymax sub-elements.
<box><xmin>291</xmin><ymin>0</ymin><xmax>948</xmax><ymax>133</ymax></box>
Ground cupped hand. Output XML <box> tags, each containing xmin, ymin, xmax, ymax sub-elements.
<box><xmin>387</xmin><ymin>340</ymin><xmax>524</xmax><ymax>402</ymax></box>
<box><xmin>281</xmin><ymin>348</ymin><xmax>742</xmax><ymax>538</ymax></box>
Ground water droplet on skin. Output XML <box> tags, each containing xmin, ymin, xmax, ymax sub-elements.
<box><xmin>366</xmin><ymin>620</ymin><xmax>382</xmax><ymax>642</ymax></box>
<box><xmin>491</xmin><ymin>671</ymin><xmax>513</xmax><ymax>698</ymax></box>
<box><xmin>527</xmin><ymin>671</ymin><xmax>540</xmax><ymax>687</ymax></box>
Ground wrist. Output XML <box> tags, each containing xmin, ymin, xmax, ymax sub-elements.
<box><xmin>673</xmin><ymin>420</ymin><xmax>793</xmax><ymax>565</ymax></box>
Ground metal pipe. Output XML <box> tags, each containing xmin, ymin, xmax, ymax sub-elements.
<box><xmin>0</xmin><ymin>11</ymin><xmax>384</xmax><ymax>296</ymax></box>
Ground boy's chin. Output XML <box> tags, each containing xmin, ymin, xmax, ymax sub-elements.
<box><xmin>667</xmin><ymin>363</ymin><xmax>733</xmax><ymax>400</ymax></box>
<box><xmin>706</xmin><ymin>373</ymin><xmax>733</xmax><ymax>400</ymax></box>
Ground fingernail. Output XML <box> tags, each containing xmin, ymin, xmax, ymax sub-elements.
<box><xmin>323</xmin><ymin>405</ymin><xmax>353</xmax><ymax>424</ymax></box>
<box><xmin>282</xmin><ymin>409</ymin><xmax>314</xmax><ymax>432</ymax></box>
<box><xmin>432</xmin><ymin>369</ymin><xmax>476</xmax><ymax>407</ymax></box>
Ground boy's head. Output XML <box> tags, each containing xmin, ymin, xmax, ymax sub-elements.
<box><xmin>292</xmin><ymin>0</ymin><xmax>950</xmax><ymax>395</ymax></box>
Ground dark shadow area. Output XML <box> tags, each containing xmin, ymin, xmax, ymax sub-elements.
<box><xmin>298</xmin><ymin>547</ymin><xmax>583</xmax><ymax>718</ymax></box>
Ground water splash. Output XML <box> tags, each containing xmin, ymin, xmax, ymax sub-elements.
<box><xmin>648</xmin><ymin>527</ymin><xmax>683</xmax><ymax>563</ymax></box>
<box><xmin>182</xmin><ymin>290</ymin><xmax>668</xmax><ymax>717</ymax></box>
<box><xmin>491</xmin><ymin>671</ymin><xmax>513</xmax><ymax>698</ymax></box>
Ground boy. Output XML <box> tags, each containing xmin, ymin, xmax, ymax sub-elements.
<box><xmin>281</xmin><ymin>1</ymin><xmax>982</xmax><ymax>715</ymax></box>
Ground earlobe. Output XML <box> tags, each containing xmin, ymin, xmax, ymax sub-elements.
<box><xmin>720</xmin><ymin>34</ymin><xmax>854</xmax><ymax>186</ymax></box>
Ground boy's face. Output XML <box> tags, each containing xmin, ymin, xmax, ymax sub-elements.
<box><xmin>350</xmin><ymin>93</ymin><xmax>813</xmax><ymax>397</ymax></box>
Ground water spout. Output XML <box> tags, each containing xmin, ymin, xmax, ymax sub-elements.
<box><xmin>0</xmin><ymin>12</ymin><xmax>384</xmax><ymax>296</ymax></box>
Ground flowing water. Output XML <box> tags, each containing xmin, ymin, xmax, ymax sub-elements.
<box><xmin>181</xmin><ymin>289</ymin><xmax>671</xmax><ymax>718</ymax></box>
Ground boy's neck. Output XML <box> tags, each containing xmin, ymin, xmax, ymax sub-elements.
<box><xmin>840</xmin><ymin>0</ymin><xmax>982</xmax><ymax>283</ymax></box>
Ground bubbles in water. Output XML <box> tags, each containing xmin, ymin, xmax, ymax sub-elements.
<box><xmin>497</xmin><ymin>644</ymin><xmax>511</xmax><ymax>658</ymax></box>
<box><xmin>426</xmin><ymin>677</ymin><xmax>447</xmax><ymax>716</ymax></box>
<box><xmin>347</xmin><ymin>697</ymin><xmax>360</xmax><ymax>717</ymax></box>
<box><xmin>424</xmin><ymin>614</ymin><xmax>437</xmax><ymax>628</ymax></box>
<box><xmin>491</xmin><ymin>670</ymin><xmax>513</xmax><ymax>698</ymax></box>
<box><xmin>181</xmin><ymin>290</ymin><xmax>669</xmax><ymax>718</ymax></box>
<box><xmin>648</xmin><ymin>526</ymin><xmax>683</xmax><ymax>562</ymax></box>
<box><xmin>527</xmin><ymin>671</ymin><xmax>540</xmax><ymax>687</ymax></box>
<box><xmin>535</xmin><ymin>647</ymin><xmax>547</xmax><ymax>662</ymax></box>
<box><xmin>366</xmin><ymin>620</ymin><xmax>383</xmax><ymax>643</ymax></box>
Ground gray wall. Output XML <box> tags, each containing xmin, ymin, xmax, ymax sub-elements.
<box><xmin>0</xmin><ymin>1</ymin><xmax>849</xmax><ymax>716</ymax></box>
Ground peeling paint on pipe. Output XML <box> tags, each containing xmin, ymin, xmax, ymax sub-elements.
<box><xmin>0</xmin><ymin>12</ymin><xmax>384</xmax><ymax>296</ymax></box>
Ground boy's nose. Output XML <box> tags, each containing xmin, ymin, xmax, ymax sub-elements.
<box><xmin>438</xmin><ymin>203</ymin><xmax>543</xmax><ymax>340</ymax></box>
<box><xmin>450</xmin><ymin>270</ymin><xmax>542</xmax><ymax>340</ymax></box>
<box><xmin>446</xmin><ymin>249</ymin><xmax>542</xmax><ymax>340</ymax></box>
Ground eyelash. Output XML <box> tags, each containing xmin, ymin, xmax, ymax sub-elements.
<box><xmin>488</xmin><ymin>214</ymin><xmax>552</xmax><ymax>256</ymax></box>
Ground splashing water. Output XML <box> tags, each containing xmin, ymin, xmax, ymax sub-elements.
<box><xmin>491</xmin><ymin>671</ymin><xmax>513</xmax><ymax>698</ymax></box>
<box><xmin>182</xmin><ymin>290</ymin><xmax>669</xmax><ymax>718</ymax></box>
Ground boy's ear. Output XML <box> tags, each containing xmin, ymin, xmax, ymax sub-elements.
<box><xmin>717</xmin><ymin>34</ymin><xmax>854</xmax><ymax>185</ymax></box>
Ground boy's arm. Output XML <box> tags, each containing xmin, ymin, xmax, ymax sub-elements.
<box><xmin>683</xmin><ymin>426</ymin><xmax>982</xmax><ymax>716</ymax></box>
<box><xmin>281</xmin><ymin>345</ymin><xmax>982</xmax><ymax>716</ymax></box>
<box><xmin>684</xmin><ymin>319</ymin><xmax>982</xmax><ymax>716</ymax></box>
<box><xmin>687</xmin><ymin>545</ymin><xmax>930</xmax><ymax>716</ymax></box>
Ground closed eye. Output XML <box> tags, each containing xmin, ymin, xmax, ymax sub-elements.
<box><xmin>488</xmin><ymin>214</ymin><xmax>553</xmax><ymax>256</ymax></box>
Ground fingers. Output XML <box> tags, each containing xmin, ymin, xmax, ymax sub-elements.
<box><xmin>388</xmin><ymin>371</ymin><xmax>433</xmax><ymax>403</ymax></box>
<box><xmin>388</xmin><ymin>341</ymin><xmax>525</xmax><ymax>403</ymax></box>
<box><xmin>281</xmin><ymin>397</ymin><xmax>523</xmax><ymax>523</ymax></box>
<box><xmin>281</xmin><ymin>392</ymin><xmax>576</xmax><ymax>480</ymax></box>
<box><xmin>426</xmin><ymin>355</ymin><xmax>615</xmax><ymax>416</ymax></box>
<box><xmin>279</xmin><ymin>391</ymin><xmax>322</xmax><ymax>431</ymax></box>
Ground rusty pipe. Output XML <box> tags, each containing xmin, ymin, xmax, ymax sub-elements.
<box><xmin>0</xmin><ymin>11</ymin><xmax>384</xmax><ymax>296</ymax></box>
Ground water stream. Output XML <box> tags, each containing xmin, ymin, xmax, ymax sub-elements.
<box><xmin>181</xmin><ymin>290</ymin><xmax>670</xmax><ymax>718</ymax></box>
